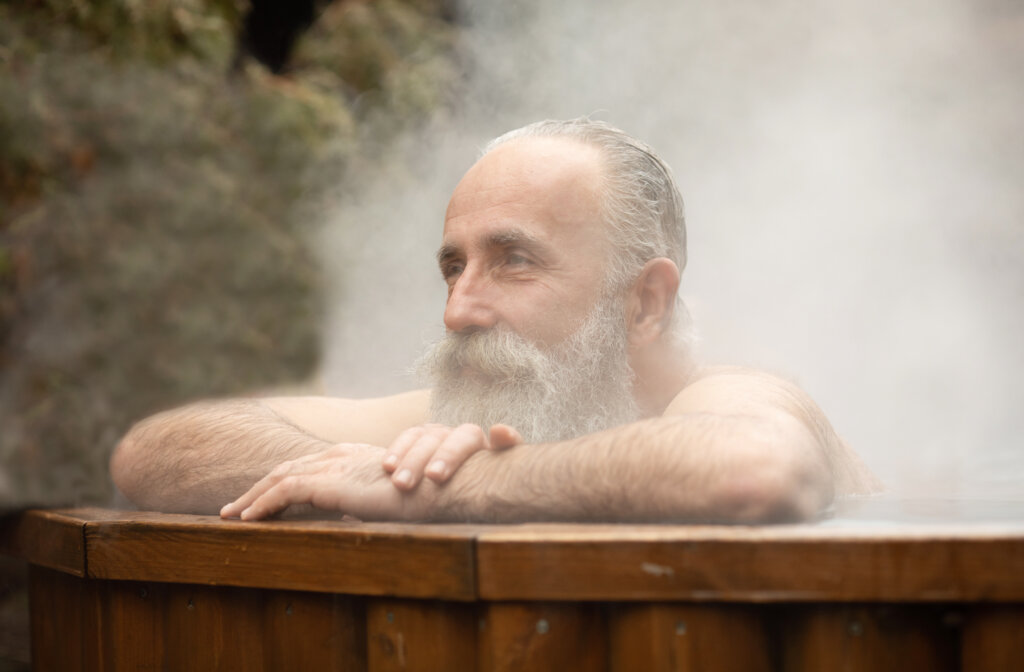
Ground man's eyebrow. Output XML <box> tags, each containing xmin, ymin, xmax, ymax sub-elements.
<box><xmin>436</xmin><ymin>229</ymin><xmax>545</xmax><ymax>266</ymax></box>
<box><xmin>484</xmin><ymin>229</ymin><xmax>544</xmax><ymax>250</ymax></box>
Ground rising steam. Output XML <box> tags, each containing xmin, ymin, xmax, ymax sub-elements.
<box><xmin>320</xmin><ymin>0</ymin><xmax>1024</xmax><ymax>499</ymax></box>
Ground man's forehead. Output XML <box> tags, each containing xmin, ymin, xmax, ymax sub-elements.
<box><xmin>443</xmin><ymin>137</ymin><xmax>607</xmax><ymax>235</ymax></box>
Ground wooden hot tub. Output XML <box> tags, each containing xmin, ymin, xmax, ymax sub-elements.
<box><xmin>2</xmin><ymin>504</ymin><xmax>1023</xmax><ymax>670</ymax></box>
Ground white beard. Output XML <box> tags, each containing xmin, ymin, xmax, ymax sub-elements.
<box><xmin>416</xmin><ymin>296</ymin><xmax>641</xmax><ymax>443</ymax></box>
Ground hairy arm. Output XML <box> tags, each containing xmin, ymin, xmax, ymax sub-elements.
<box><xmin>434</xmin><ymin>413</ymin><xmax>826</xmax><ymax>523</ymax></box>
<box><xmin>435</xmin><ymin>367</ymin><xmax>877</xmax><ymax>523</ymax></box>
<box><xmin>110</xmin><ymin>390</ymin><xmax>430</xmax><ymax>514</ymax></box>
<box><xmin>229</xmin><ymin>369</ymin><xmax>879</xmax><ymax>524</ymax></box>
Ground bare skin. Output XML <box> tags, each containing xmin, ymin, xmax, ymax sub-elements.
<box><xmin>111</xmin><ymin>135</ymin><xmax>879</xmax><ymax>523</ymax></box>
<box><xmin>212</xmin><ymin>366</ymin><xmax>875</xmax><ymax>524</ymax></box>
<box><xmin>382</xmin><ymin>422</ymin><xmax>523</xmax><ymax>488</ymax></box>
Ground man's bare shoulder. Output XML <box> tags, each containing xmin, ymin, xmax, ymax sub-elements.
<box><xmin>262</xmin><ymin>389</ymin><xmax>431</xmax><ymax>447</ymax></box>
<box><xmin>666</xmin><ymin>365</ymin><xmax>882</xmax><ymax>497</ymax></box>
<box><xmin>665</xmin><ymin>365</ymin><xmax>814</xmax><ymax>416</ymax></box>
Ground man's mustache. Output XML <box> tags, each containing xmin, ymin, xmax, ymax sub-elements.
<box><xmin>421</xmin><ymin>329</ymin><xmax>549</xmax><ymax>382</ymax></box>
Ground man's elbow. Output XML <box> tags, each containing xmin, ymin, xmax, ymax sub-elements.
<box><xmin>109</xmin><ymin>422</ymin><xmax>149</xmax><ymax>508</ymax></box>
<box><xmin>110</xmin><ymin>413</ymin><xmax>183</xmax><ymax>510</ymax></box>
<box><xmin>709</xmin><ymin>449</ymin><xmax>833</xmax><ymax>524</ymax></box>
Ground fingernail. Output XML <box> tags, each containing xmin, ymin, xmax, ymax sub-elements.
<box><xmin>394</xmin><ymin>469</ymin><xmax>413</xmax><ymax>487</ymax></box>
<box><xmin>426</xmin><ymin>460</ymin><xmax>447</xmax><ymax>479</ymax></box>
<box><xmin>383</xmin><ymin>454</ymin><xmax>398</xmax><ymax>469</ymax></box>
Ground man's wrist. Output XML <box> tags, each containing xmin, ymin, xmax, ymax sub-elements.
<box><xmin>421</xmin><ymin>449</ymin><xmax>496</xmax><ymax>522</ymax></box>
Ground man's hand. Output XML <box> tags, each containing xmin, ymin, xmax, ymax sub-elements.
<box><xmin>382</xmin><ymin>423</ymin><xmax>522</xmax><ymax>491</ymax></box>
<box><xmin>219</xmin><ymin>443</ymin><xmax>434</xmax><ymax>522</ymax></box>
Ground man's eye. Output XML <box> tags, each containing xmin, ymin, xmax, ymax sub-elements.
<box><xmin>441</xmin><ymin>263</ymin><xmax>464</xmax><ymax>281</ymax></box>
<box><xmin>505</xmin><ymin>253</ymin><xmax>531</xmax><ymax>266</ymax></box>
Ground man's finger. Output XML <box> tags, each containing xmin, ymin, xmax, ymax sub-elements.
<box><xmin>489</xmin><ymin>424</ymin><xmax>523</xmax><ymax>449</ymax></box>
<box><xmin>240</xmin><ymin>472</ymin><xmax>356</xmax><ymax>521</ymax></box>
<box><xmin>424</xmin><ymin>423</ymin><xmax>489</xmax><ymax>483</ymax></box>
<box><xmin>239</xmin><ymin>475</ymin><xmax>313</xmax><ymax>521</ymax></box>
<box><xmin>222</xmin><ymin>444</ymin><xmax>378</xmax><ymax>518</ymax></box>
<box><xmin>220</xmin><ymin>456</ymin><xmax>320</xmax><ymax>518</ymax></box>
<box><xmin>220</xmin><ymin>461</ymin><xmax>295</xmax><ymax>518</ymax></box>
<box><xmin>221</xmin><ymin>468</ymin><xmax>284</xmax><ymax>518</ymax></box>
<box><xmin>222</xmin><ymin>481</ymin><xmax>270</xmax><ymax>518</ymax></box>
<box><xmin>391</xmin><ymin>432</ymin><xmax>445</xmax><ymax>490</ymax></box>
<box><xmin>383</xmin><ymin>427</ymin><xmax>425</xmax><ymax>473</ymax></box>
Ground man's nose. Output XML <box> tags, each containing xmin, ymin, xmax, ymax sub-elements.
<box><xmin>443</xmin><ymin>269</ymin><xmax>498</xmax><ymax>333</ymax></box>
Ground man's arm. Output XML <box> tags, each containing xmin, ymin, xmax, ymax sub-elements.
<box><xmin>109</xmin><ymin>390</ymin><xmax>430</xmax><ymax>514</ymax></box>
<box><xmin>226</xmin><ymin>369</ymin><xmax>879</xmax><ymax>524</ymax></box>
<box><xmin>663</xmin><ymin>367</ymin><xmax>880</xmax><ymax>500</ymax></box>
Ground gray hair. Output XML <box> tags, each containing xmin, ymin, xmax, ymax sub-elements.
<box><xmin>484</xmin><ymin>118</ymin><xmax>692</xmax><ymax>336</ymax></box>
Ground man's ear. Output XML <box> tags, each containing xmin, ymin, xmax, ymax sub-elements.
<box><xmin>626</xmin><ymin>258</ymin><xmax>680</xmax><ymax>346</ymax></box>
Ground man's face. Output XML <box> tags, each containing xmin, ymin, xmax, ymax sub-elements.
<box><xmin>438</xmin><ymin>136</ymin><xmax>614</xmax><ymax>346</ymax></box>
<box><xmin>419</xmin><ymin>137</ymin><xmax>641</xmax><ymax>441</ymax></box>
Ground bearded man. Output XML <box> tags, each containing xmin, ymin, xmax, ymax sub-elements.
<box><xmin>111</xmin><ymin>119</ymin><xmax>878</xmax><ymax>523</ymax></box>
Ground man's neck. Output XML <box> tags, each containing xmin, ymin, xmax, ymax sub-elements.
<box><xmin>630</xmin><ymin>338</ymin><xmax>697</xmax><ymax>417</ymax></box>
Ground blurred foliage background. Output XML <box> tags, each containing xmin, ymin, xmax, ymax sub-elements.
<box><xmin>0</xmin><ymin>0</ymin><xmax>462</xmax><ymax>664</ymax></box>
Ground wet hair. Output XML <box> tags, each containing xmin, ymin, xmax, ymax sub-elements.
<box><xmin>484</xmin><ymin>118</ymin><xmax>686</xmax><ymax>291</ymax></box>
<box><xmin>484</xmin><ymin>118</ymin><xmax>691</xmax><ymax>336</ymax></box>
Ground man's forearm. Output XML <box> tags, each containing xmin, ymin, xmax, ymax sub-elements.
<box><xmin>111</xmin><ymin>400</ymin><xmax>332</xmax><ymax>514</ymax></box>
<box><xmin>218</xmin><ymin>408</ymin><xmax>838</xmax><ymax>524</ymax></box>
<box><xmin>431</xmin><ymin>413</ymin><xmax>832</xmax><ymax>524</ymax></box>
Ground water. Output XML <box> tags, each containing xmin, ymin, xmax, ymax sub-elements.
<box><xmin>827</xmin><ymin>497</ymin><xmax>1024</xmax><ymax>528</ymax></box>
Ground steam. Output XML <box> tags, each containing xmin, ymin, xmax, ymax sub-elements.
<box><xmin>320</xmin><ymin>0</ymin><xmax>1024</xmax><ymax>499</ymax></box>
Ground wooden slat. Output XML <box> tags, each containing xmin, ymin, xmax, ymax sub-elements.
<box><xmin>262</xmin><ymin>591</ymin><xmax>366</xmax><ymax>670</ymax></box>
<box><xmin>607</xmin><ymin>604</ymin><xmax>772</xmax><ymax>672</ymax></box>
<box><xmin>779</xmin><ymin>604</ymin><xmax>958</xmax><ymax>672</ymax></box>
<box><xmin>29</xmin><ymin>565</ymin><xmax>97</xmax><ymax>671</ymax></box>
<box><xmin>30</xmin><ymin>564</ymin><xmax>370</xmax><ymax>671</ymax></box>
<box><xmin>162</xmin><ymin>583</ymin><xmax>267</xmax><ymax>670</ymax></box>
<box><xmin>0</xmin><ymin>509</ymin><xmax>86</xmax><ymax>575</ymax></box>
<box><xmin>82</xmin><ymin>511</ymin><xmax>480</xmax><ymax>600</ymax></box>
<box><xmin>961</xmin><ymin>605</ymin><xmax>1024</xmax><ymax>672</ymax></box>
<box><xmin>478</xmin><ymin>602</ymin><xmax>606</xmax><ymax>672</ymax></box>
<box><xmin>92</xmin><ymin>579</ymin><xmax>166</xmax><ymax>671</ymax></box>
<box><xmin>365</xmin><ymin>598</ymin><xmax>476</xmax><ymax>671</ymax></box>
<box><xmin>476</xmin><ymin>524</ymin><xmax>1024</xmax><ymax>601</ymax></box>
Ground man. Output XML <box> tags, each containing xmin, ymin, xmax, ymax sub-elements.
<box><xmin>110</xmin><ymin>119</ymin><xmax>878</xmax><ymax>523</ymax></box>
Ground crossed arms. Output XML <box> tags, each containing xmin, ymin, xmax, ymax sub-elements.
<box><xmin>110</xmin><ymin>368</ymin><xmax>878</xmax><ymax>524</ymax></box>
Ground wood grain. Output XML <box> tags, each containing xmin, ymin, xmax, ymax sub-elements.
<box><xmin>29</xmin><ymin>565</ymin><xmax>95</xmax><ymax>671</ymax></box>
<box><xmin>19</xmin><ymin>509</ymin><xmax>1024</xmax><ymax>671</ymax></box>
<box><xmin>161</xmin><ymin>583</ymin><xmax>266</xmax><ymax>670</ymax></box>
<box><xmin>778</xmin><ymin>604</ymin><xmax>958</xmax><ymax>672</ymax></box>
<box><xmin>1</xmin><ymin>509</ymin><xmax>86</xmax><ymax>575</ymax></box>
<box><xmin>961</xmin><ymin>605</ymin><xmax>1024</xmax><ymax>672</ymax></box>
<box><xmin>10</xmin><ymin>509</ymin><xmax>1024</xmax><ymax>604</ymax></box>
<box><xmin>92</xmin><ymin>579</ymin><xmax>167</xmax><ymax>671</ymax></box>
<box><xmin>608</xmin><ymin>603</ymin><xmax>772</xmax><ymax>672</ymax></box>
<box><xmin>82</xmin><ymin>512</ymin><xmax>480</xmax><ymax>600</ymax></box>
<box><xmin>365</xmin><ymin>597</ymin><xmax>476</xmax><ymax>671</ymax></box>
<box><xmin>478</xmin><ymin>602</ymin><xmax>606</xmax><ymax>672</ymax></box>
<box><xmin>262</xmin><ymin>590</ymin><xmax>366</xmax><ymax>670</ymax></box>
<box><xmin>476</xmin><ymin>525</ymin><xmax>1024</xmax><ymax>602</ymax></box>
